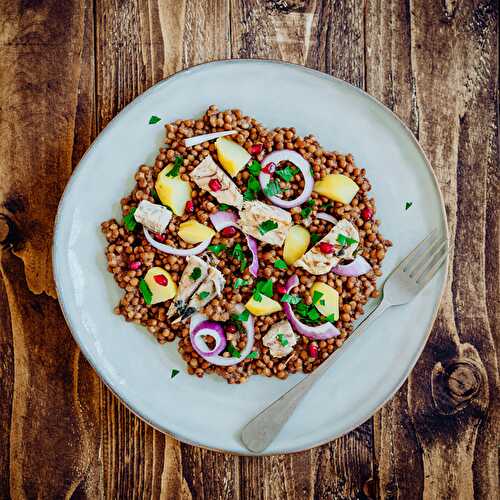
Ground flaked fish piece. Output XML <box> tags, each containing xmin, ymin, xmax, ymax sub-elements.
<box><xmin>167</xmin><ymin>255</ymin><xmax>209</xmax><ymax>318</ymax></box>
<box><xmin>295</xmin><ymin>219</ymin><xmax>359</xmax><ymax>275</ymax></box>
<box><xmin>190</xmin><ymin>155</ymin><xmax>244</xmax><ymax>209</ymax></box>
<box><xmin>238</xmin><ymin>200</ymin><xmax>292</xmax><ymax>246</ymax></box>
<box><xmin>263</xmin><ymin>320</ymin><xmax>297</xmax><ymax>358</ymax></box>
<box><xmin>134</xmin><ymin>200</ymin><xmax>172</xmax><ymax>234</ymax></box>
<box><xmin>175</xmin><ymin>267</ymin><xmax>225</xmax><ymax>322</ymax></box>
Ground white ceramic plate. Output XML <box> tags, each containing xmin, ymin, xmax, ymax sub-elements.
<box><xmin>53</xmin><ymin>60</ymin><xmax>447</xmax><ymax>455</ymax></box>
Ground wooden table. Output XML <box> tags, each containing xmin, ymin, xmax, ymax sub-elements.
<box><xmin>1</xmin><ymin>1</ymin><xmax>498</xmax><ymax>498</ymax></box>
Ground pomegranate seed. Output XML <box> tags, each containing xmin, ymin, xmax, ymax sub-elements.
<box><xmin>262</xmin><ymin>162</ymin><xmax>276</xmax><ymax>174</ymax></box>
<box><xmin>361</xmin><ymin>207</ymin><xmax>373</xmax><ymax>221</ymax></box>
<box><xmin>153</xmin><ymin>232</ymin><xmax>165</xmax><ymax>242</ymax></box>
<box><xmin>221</xmin><ymin>226</ymin><xmax>237</xmax><ymax>237</ymax></box>
<box><xmin>209</xmin><ymin>178</ymin><xmax>222</xmax><ymax>192</ymax></box>
<box><xmin>226</xmin><ymin>324</ymin><xmax>237</xmax><ymax>334</ymax></box>
<box><xmin>319</xmin><ymin>242</ymin><xmax>335</xmax><ymax>254</ymax></box>
<box><xmin>153</xmin><ymin>274</ymin><xmax>169</xmax><ymax>286</ymax></box>
<box><xmin>276</xmin><ymin>285</ymin><xmax>287</xmax><ymax>294</ymax></box>
<box><xmin>308</xmin><ymin>343</ymin><xmax>318</xmax><ymax>358</ymax></box>
<box><xmin>129</xmin><ymin>261</ymin><xmax>141</xmax><ymax>270</ymax></box>
<box><xmin>185</xmin><ymin>200</ymin><xmax>194</xmax><ymax>213</ymax></box>
<box><xmin>250</xmin><ymin>143</ymin><xmax>263</xmax><ymax>155</ymax></box>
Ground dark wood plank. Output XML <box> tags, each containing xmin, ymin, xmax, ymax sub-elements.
<box><xmin>366</xmin><ymin>0</ymin><xmax>499</xmax><ymax>498</ymax></box>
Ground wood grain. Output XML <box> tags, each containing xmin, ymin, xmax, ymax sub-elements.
<box><xmin>0</xmin><ymin>0</ymin><xmax>498</xmax><ymax>498</ymax></box>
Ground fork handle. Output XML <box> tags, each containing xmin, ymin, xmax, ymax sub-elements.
<box><xmin>241</xmin><ymin>297</ymin><xmax>391</xmax><ymax>453</ymax></box>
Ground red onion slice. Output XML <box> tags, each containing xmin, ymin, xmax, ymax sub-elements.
<box><xmin>258</xmin><ymin>150</ymin><xmax>313</xmax><ymax>209</ymax></box>
<box><xmin>190</xmin><ymin>319</ymin><xmax>227</xmax><ymax>357</ymax></box>
<box><xmin>332</xmin><ymin>255</ymin><xmax>372</xmax><ymax>277</ymax></box>
<box><xmin>283</xmin><ymin>275</ymin><xmax>340</xmax><ymax>340</ymax></box>
<box><xmin>144</xmin><ymin>228</ymin><xmax>211</xmax><ymax>256</ymax></box>
<box><xmin>184</xmin><ymin>130</ymin><xmax>237</xmax><ymax>148</ymax></box>
<box><xmin>209</xmin><ymin>211</ymin><xmax>259</xmax><ymax>277</ymax></box>
<box><xmin>316</xmin><ymin>212</ymin><xmax>338</xmax><ymax>225</ymax></box>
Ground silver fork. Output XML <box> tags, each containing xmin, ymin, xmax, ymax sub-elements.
<box><xmin>241</xmin><ymin>229</ymin><xmax>450</xmax><ymax>453</ymax></box>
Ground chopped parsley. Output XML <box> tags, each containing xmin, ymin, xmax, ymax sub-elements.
<box><xmin>263</xmin><ymin>180</ymin><xmax>282</xmax><ymax>197</ymax></box>
<box><xmin>227</xmin><ymin>343</ymin><xmax>241</xmax><ymax>358</ymax></box>
<box><xmin>320</xmin><ymin>299</ymin><xmax>326</xmax><ymax>305</ymax></box>
<box><xmin>243</xmin><ymin>189</ymin><xmax>256</xmax><ymax>201</ymax></box>
<box><xmin>310</xmin><ymin>233</ymin><xmax>322</xmax><ymax>245</ymax></box>
<box><xmin>123</xmin><ymin>207</ymin><xmax>137</xmax><ymax>231</ymax></box>
<box><xmin>189</xmin><ymin>267</ymin><xmax>202</xmax><ymax>281</ymax></box>
<box><xmin>246</xmin><ymin>351</ymin><xmax>259</xmax><ymax>359</ymax></box>
<box><xmin>337</xmin><ymin>233</ymin><xmax>358</xmax><ymax>246</ymax></box>
<box><xmin>281</xmin><ymin>293</ymin><xmax>302</xmax><ymax>305</ymax></box>
<box><xmin>248</xmin><ymin>175</ymin><xmax>261</xmax><ymax>193</ymax></box>
<box><xmin>296</xmin><ymin>302</ymin><xmax>311</xmax><ymax>318</ymax></box>
<box><xmin>232</xmin><ymin>308</ymin><xmax>250</xmax><ymax>323</ymax></box>
<box><xmin>171</xmin><ymin>369</ymin><xmax>180</xmax><ymax>379</ymax></box>
<box><xmin>234</xmin><ymin>278</ymin><xmax>249</xmax><ymax>289</ymax></box>
<box><xmin>139</xmin><ymin>279</ymin><xmax>152</xmax><ymax>305</ymax></box>
<box><xmin>198</xmin><ymin>291</ymin><xmax>210</xmax><ymax>300</ymax></box>
<box><xmin>312</xmin><ymin>291</ymin><xmax>324</xmax><ymax>305</ymax></box>
<box><xmin>231</xmin><ymin>243</ymin><xmax>248</xmax><ymax>272</ymax></box>
<box><xmin>218</xmin><ymin>203</ymin><xmax>230</xmax><ymax>211</ymax></box>
<box><xmin>405</xmin><ymin>201</ymin><xmax>413</xmax><ymax>210</ymax></box>
<box><xmin>325</xmin><ymin>313</ymin><xmax>337</xmax><ymax>322</ymax></box>
<box><xmin>166</xmin><ymin>156</ymin><xmax>183</xmax><ymax>177</ymax></box>
<box><xmin>277</xmin><ymin>334</ymin><xmax>289</xmax><ymax>347</ymax></box>
<box><xmin>258</xmin><ymin>219</ymin><xmax>278</xmax><ymax>235</ymax></box>
<box><xmin>247</xmin><ymin>160</ymin><xmax>262</xmax><ymax>176</ymax></box>
<box><xmin>276</xmin><ymin>165</ymin><xmax>298</xmax><ymax>182</ymax></box>
<box><xmin>307</xmin><ymin>308</ymin><xmax>320</xmax><ymax>321</ymax></box>
<box><xmin>300</xmin><ymin>206</ymin><xmax>312</xmax><ymax>219</ymax></box>
<box><xmin>274</xmin><ymin>259</ymin><xmax>288</xmax><ymax>269</ymax></box>
<box><xmin>321</xmin><ymin>202</ymin><xmax>333</xmax><ymax>210</ymax></box>
<box><xmin>149</xmin><ymin>115</ymin><xmax>161</xmax><ymax>124</ymax></box>
<box><xmin>208</xmin><ymin>244</ymin><xmax>226</xmax><ymax>254</ymax></box>
<box><xmin>253</xmin><ymin>279</ymin><xmax>273</xmax><ymax>301</ymax></box>
<box><xmin>150</xmin><ymin>188</ymin><xmax>161</xmax><ymax>203</ymax></box>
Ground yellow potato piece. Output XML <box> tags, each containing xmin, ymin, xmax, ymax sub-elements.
<box><xmin>144</xmin><ymin>267</ymin><xmax>177</xmax><ymax>305</ymax></box>
<box><xmin>311</xmin><ymin>282</ymin><xmax>339</xmax><ymax>320</ymax></box>
<box><xmin>215</xmin><ymin>137</ymin><xmax>251</xmax><ymax>177</ymax></box>
<box><xmin>245</xmin><ymin>295</ymin><xmax>282</xmax><ymax>316</ymax></box>
<box><xmin>155</xmin><ymin>164</ymin><xmax>192</xmax><ymax>216</ymax></box>
<box><xmin>283</xmin><ymin>225</ymin><xmax>310</xmax><ymax>265</ymax></box>
<box><xmin>178</xmin><ymin>220</ymin><xmax>215</xmax><ymax>244</ymax></box>
<box><xmin>313</xmin><ymin>174</ymin><xmax>359</xmax><ymax>204</ymax></box>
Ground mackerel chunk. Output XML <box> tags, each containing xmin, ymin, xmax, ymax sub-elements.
<box><xmin>295</xmin><ymin>219</ymin><xmax>359</xmax><ymax>275</ymax></box>
<box><xmin>190</xmin><ymin>155</ymin><xmax>243</xmax><ymax>209</ymax></box>
<box><xmin>238</xmin><ymin>201</ymin><xmax>292</xmax><ymax>246</ymax></box>
<box><xmin>263</xmin><ymin>320</ymin><xmax>297</xmax><ymax>358</ymax></box>
<box><xmin>134</xmin><ymin>200</ymin><xmax>172</xmax><ymax>234</ymax></box>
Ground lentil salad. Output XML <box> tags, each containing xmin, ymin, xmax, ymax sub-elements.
<box><xmin>101</xmin><ymin>105</ymin><xmax>392</xmax><ymax>384</ymax></box>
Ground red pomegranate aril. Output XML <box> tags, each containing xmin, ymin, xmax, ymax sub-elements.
<box><xmin>250</xmin><ymin>143</ymin><xmax>263</xmax><ymax>155</ymax></box>
<box><xmin>129</xmin><ymin>261</ymin><xmax>141</xmax><ymax>270</ymax></box>
<box><xmin>185</xmin><ymin>200</ymin><xmax>194</xmax><ymax>213</ymax></box>
<box><xmin>153</xmin><ymin>274</ymin><xmax>169</xmax><ymax>286</ymax></box>
<box><xmin>153</xmin><ymin>232</ymin><xmax>165</xmax><ymax>242</ymax></box>
<box><xmin>319</xmin><ymin>242</ymin><xmax>334</xmax><ymax>254</ymax></box>
<box><xmin>226</xmin><ymin>324</ymin><xmax>237</xmax><ymax>334</ymax></box>
<box><xmin>208</xmin><ymin>179</ymin><xmax>222</xmax><ymax>192</ymax></box>
<box><xmin>276</xmin><ymin>284</ymin><xmax>287</xmax><ymax>294</ymax></box>
<box><xmin>308</xmin><ymin>343</ymin><xmax>318</xmax><ymax>358</ymax></box>
<box><xmin>262</xmin><ymin>162</ymin><xmax>276</xmax><ymax>174</ymax></box>
<box><xmin>361</xmin><ymin>207</ymin><xmax>373</xmax><ymax>221</ymax></box>
<box><xmin>221</xmin><ymin>226</ymin><xmax>237</xmax><ymax>237</ymax></box>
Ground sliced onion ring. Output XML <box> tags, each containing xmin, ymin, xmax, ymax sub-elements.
<box><xmin>258</xmin><ymin>150</ymin><xmax>313</xmax><ymax>209</ymax></box>
<box><xmin>332</xmin><ymin>255</ymin><xmax>372</xmax><ymax>277</ymax></box>
<box><xmin>316</xmin><ymin>212</ymin><xmax>338</xmax><ymax>225</ymax></box>
<box><xmin>283</xmin><ymin>275</ymin><xmax>340</xmax><ymax>340</ymax></box>
<box><xmin>209</xmin><ymin>211</ymin><xmax>259</xmax><ymax>277</ymax></box>
<box><xmin>184</xmin><ymin>130</ymin><xmax>237</xmax><ymax>148</ymax></box>
<box><xmin>144</xmin><ymin>227</ymin><xmax>210</xmax><ymax>256</ymax></box>
<box><xmin>188</xmin><ymin>306</ymin><xmax>255</xmax><ymax>366</ymax></box>
<box><xmin>190</xmin><ymin>319</ymin><xmax>227</xmax><ymax>358</ymax></box>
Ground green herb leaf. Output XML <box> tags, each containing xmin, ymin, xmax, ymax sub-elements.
<box><xmin>189</xmin><ymin>267</ymin><xmax>202</xmax><ymax>281</ymax></box>
<box><xmin>166</xmin><ymin>156</ymin><xmax>183</xmax><ymax>177</ymax></box>
<box><xmin>263</xmin><ymin>180</ymin><xmax>282</xmax><ymax>197</ymax></box>
<box><xmin>312</xmin><ymin>290</ymin><xmax>324</xmax><ymax>305</ymax></box>
<box><xmin>310</xmin><ymin>166</ymin><xmax>315</xmax><ymax>177</ymax></box>
<box><xmin>310</xmin><ymin>233</ymin><xmax>322</xmax><ymax>245</ymax></box>
<box><xmin>240</xmin><ymin>255</ymin><xmax>248</xmax><ymax>273</ymax></box>
<box><xmin>321</xmin><ymin>202</ymin><xmax>333</xmax><ymax>210</ymax></box>
<box><xmin>150</xmin><ymin>188</ymin><xmax>161</xmax><ymax>203</ymax></box>
<box><xmin>325</xmin><ymin>313</ymin><xmax>337</xmax><ymax>322</ymax></box>
<box><xmin>198</xmin><ymin>291</ymin><xmax>210</xmax><ymax>300</ymax></box>
<box><xmin>405</xmin><ymin>201</ymin><xmax>413</xmax><ymax>210</ymax></box>
<box><xmin>277</xmin><ymin>334</ymin><xmax>289</xmax><ymax>347</ymax></box>
<box><xmin>246</xmin><ymin>351</ymin><xmax>259</xmax><ymax>359</ymax></box>
<box><xmin>171</xmin><ymin>368</ymin><xmax>180</xmax><ymax>379</ymax></box>
<box><xmin>253</xmin><ymin>291</ymin><xmax>262</xmax><ymax>302</ymax></box>
<box><xmin>275</xmin><ymin>166</ymin><xmax>297</xmax><ymax>182</ymax></box>
<box><xmin>258</xmin><ymin>219</ymin><xmax>278</xmax><ymax>235</ymax></box>
<box><xmin>337</xmin><ymin>233</ymin><xmax>358</xmax><ymax>246</ymax></box>
<box><xmin>247</xmin><ymin>160</ymin><xmax>262</xmax><ymax>176</ymax></box>
<box><xmin>227</xmin><ymin>343</ymin><xmax>241</xmax><ymax>358</ymax></box>
<box><xmin>300</xmin><ymin>206</ymin><xmax>312</xmax><ymax>219</ymax></box>
<box><xmin>139</xmin><ymin>279</ymin><xmax>153</xmax><ymax>305</ymax></box>
<box><xmin>319</xmin><ymin>299</ymin><xmax>326</xmax><ymax>305</ymax></box>
<box><xmin>208</xmin><ymin>244</ymin><xmax>227</xmax><ymax>254</ymax></box>
<box><xmin>232</xmin><ymin>308</ymin><xmax>250</xmax><ymax>323</ymax></box>
<box><xmin>243</xmin><ymin>189</ymin><xmax>256</xmax><ymax>201</ymax></box>
<box><xmin>307</xmin><ymin>308</ymin><xmax>320</xmax><ymax>321</ymax></box>
<box><xmin>281</xmin><ymin>293</ymin><xmax>302</xmax><ymax>304</ymax></box>
<box><xmin>123</xmin><ymin>207</ymin><xmax>137</xmax><ymax>231</ymax></box>
<box><xmin>248</xmin><ymin>174</ymin><xmax>261</xmax><ymax>193</ymax></box>
<box><xmin>234</xmin><ymin>278</ymin><xmax>249</xmax><ymax>289</ymax></box>
<box><xmin>218</xmin><ymin>203</ymin><xmax>230</xmax><ymax>211</ymax></box>
<box><xmin>149</xmin><ymin>115</ymin><xmax>161</xmax><ymax>124</ymax></box>
<box><xmin>274</xmin><ymin>259</ymin><xmax>288</xmax><ymax>269</ymax></box>
<box><xmin>296</xmin><ymin>302</ymin><xmax>310</xmax><ymax>318</ymax></box>
<box><xmin>232</xmin><ymin>243</ymin><xmax>244</xmax><ymax>260</ymax></box>
<box><xmin>256</xmin><ymin>279</ymin><xmax>274</xmax><ymax>298</ymax></box>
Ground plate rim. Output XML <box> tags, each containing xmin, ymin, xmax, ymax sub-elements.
<box><xmin>52</xmin><ymin>58</ymin><xmax>449</xmax><ymax>456</ymax></box>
